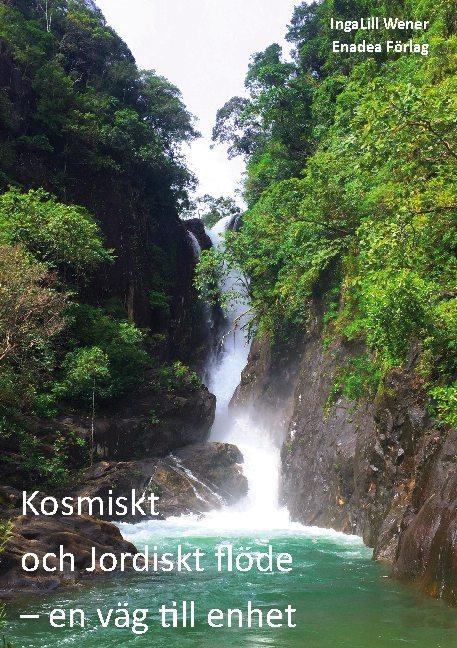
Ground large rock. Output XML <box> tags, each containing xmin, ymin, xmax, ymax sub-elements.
<box><xmin>279</xmin><ymin>332</ymin><xmax>432</xmax><ymax>561</ymax></box>
<box><xmin>174</xmin><ymin>443</ymin><xmax>247</xmax><ymax>506</ymax></box>
<box><xmin>393</xmin><ymin>429</ymin><xmax>457</xmax><ymax>605</ymax></box>
<box><xmin>72</xmin><ymin>442</ymin><xmax>247</xmax><ymax>520</ymax></box>
<box><xmin>57</xmin><ymin>381</ymin><xmax>216</xmax><ymax>461</ymax></box>
<box><xmin>0</xmin><ymin>488</ymin><xmax>137</xmax><ymax>593</ymax></box>
<box><xmin>230</xmin><ymin>331</ymin><xmax>303</xmax><ymax>452</ymax></box>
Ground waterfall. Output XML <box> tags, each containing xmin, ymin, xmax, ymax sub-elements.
<box><xmin>128</xmin><ymin>215</ymin><xmax>294</xmax><ymax>534</ymax></box>
<box><xmin>119</xmin><ymin>218</ymin><xmax>354</xmax><ymax>541</ymax></box>
<box><xmin>186</xmin><ymin>230</ymin><xmax>202</xmax><ymax>261</ymax></box>
<box><xmin>201</xmin><ymin>216</ymin><xmax>292</xmax><ymax>531</ymax></box>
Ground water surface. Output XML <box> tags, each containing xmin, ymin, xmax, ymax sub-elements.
<box><xmin>7</xmin><ymin>518</ymin><xmax>457</xmax><ymax>647</ymax></box>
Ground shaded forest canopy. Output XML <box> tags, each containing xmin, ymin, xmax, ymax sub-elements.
<box><xmin>0</xmin><ymin>0</ymin><xmax>205</xmax><ymax>485</ymax></box>
<box><xmin>199</xmin><ymin>0</ymin><xmax>457</xmax><ymax>426</ymax></box>
<box><xmin>0</xmin><ymin>0</ymin><xmax>198</xmax><ymax>198</ymax></box>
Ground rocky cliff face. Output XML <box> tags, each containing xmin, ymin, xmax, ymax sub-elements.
<box><xmin>393</xmin><ymin>428</ymin><xmax>457</xmax><ymax>604</ymax></box>
<box><xmin>71</xmin><ymin>378</ymin><xmax>216</xmax><ymax>461</ymax></box>
<box><xmin>0</xmin><ymin>40</ymin><xmax>201</xmax><ymax>352</ymax></box>
<box><xmin>234</xmin><ymin>303</ymin><xmax>457</xmax><ymax>605</ymax></box>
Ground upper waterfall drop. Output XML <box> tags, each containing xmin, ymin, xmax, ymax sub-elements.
<box><xmin>186</xmin><ymin>229</ymin><xmax>202</xmax><ymax>261</ymax></box>
<box><xmin>206</xmin><ymin>215</ymin><xmax>252</xmax><ymax>440</ymax></box>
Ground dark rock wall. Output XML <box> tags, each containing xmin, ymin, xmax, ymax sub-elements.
<box><xmin>234</xmin><ymin>302</ymin><xmax>457</xmax><ymax>604</ymax></box>
<box><xmin>393</xmin><ymin>429</ymin><xmax>457</xmax><ymax>604</ymax></box>
<box><xmin>183</xmin><ymin>219</ymin><xmax>226</xmax><ymax>372</ymax></box>
<box><xmin>90</xmin><ymin>381</ymin><xmax>216</xmax><ymax>460</ymax></box>
<box><xmin>184</xmin><ymin>218</ymin><xmax>213</xmax><ymax>251</ymax></box>
<box><xmin>231</xmin><ymin>331</ymin><xmax>304</xmax><ymax>448</ymax></box>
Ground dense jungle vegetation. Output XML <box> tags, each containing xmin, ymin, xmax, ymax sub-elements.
<box><xmin>198</xmin><ymin>0</ymin><xmax>457</xmax><ymax>426</ymax></box>
<box><xmin>0</xmin><ymin>0</ymin><xmax>202</xmax><ymax>485</ymax></box>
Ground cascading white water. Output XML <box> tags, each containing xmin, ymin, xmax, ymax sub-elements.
<box><xmin>205</xmin><ymin>215</ymin><xmax>251</xmax><ymax>439</ymax></box>
<box><xmin>186</xmin><ymin>230</ymin><xmax>202</xmax><ymax>261</ymax></box>
<box><xmin>203</xmin><ymin>216</ymin><xmax>292</xmax><ymax>531</ymax></box>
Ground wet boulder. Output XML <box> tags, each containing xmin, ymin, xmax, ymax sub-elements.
<box><xmin>71</xmin><ymin>442</ymin><xmax>248</xmax><ymax>521</ymax></box>
<box><xmin>174</xmin><ymin>443</ymin><xmax>247</xmax><ymax>505</ymax></box>
<box><xmin>0</xmin><ymin>487</ymin><xmax>137</xmax><ymax>593</ymax></box>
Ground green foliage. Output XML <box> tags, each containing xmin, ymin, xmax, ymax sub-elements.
<box><xmin>0</xmin><ymin>0</ymin><xmax>198</xmax><ymax>200</ymax></box>
<box><xmin>195</xmin><ymin>242</ymin><xmax>249</xmax><ymax>317</ymax></box>
<box><xmin>146</xmin><ymin>409</ymin><xmax>160</xmax><ymax>425</ymax></box>
<box><xmin>429</xmin><ymin>384</ymin><xmax>457</xmax><ymax>428</ymax></box>
<box><xmin>0</xmin><ymin>244</ymin><xmax>68</xmax><ymax>412</ymax></box>
<box><xmin>54</xmin><ymin>346</ymin><xmax>110</xmax><ymax>401</ymax></box>
<box><xmin>149</xmin><ymin>290</ymin><xmax>171</xmax><ymax>318</ymax></box>
<box><xmin>0</xmin><ymin>0</ymin><xmax>206</xmax><ymax>492</ymax></box>
<box><xmin>0</xmin><ymin>227</ymin><xmax>150</xmax><ymax>427</ymax></box>
<box><xmin>147</xmin><ymin>244</ymin><xmax>174</xmax><ymax>324</ymax></box>
<box><xmin>139</xmin><ymin>71</ymin><xmax>200</xmax><ymax>152</ymax></box>
<box><xmin>184</xmin><ymin>194</ymin><xmax>241</xmax><ymax>229</ymax></box>
<box><xmin>1</xmin><ymin>414</ymin><xmax>88</xmax><ymax>489</ymax></box>
<box><xmin>171</xmin><ymin>361</ymin><xmax>201</xmax><ymax>390</ymax></box>
<box><xmin>323</xmin><ymin>287</ymin><xmax>340</xmax><ymax>327</ymax></box>
<box><xmin>322</xmin><ymin>285</ymin><xmax>341</xmax><ymax>348</ymax></box>
<box><xmin>153</xmin><ymin>361</ymin><xmax>202</xmax><ymax>393</ymax></box>
<box><xmin>32</xmin><ymin>393</ymin><xmax>58</xmax><ymax>418</ymax></box>
<box><xmin>0</xmin><ymin>520</ymin><xmax>12</xmax><ymax>555</ymax></box>
<box><xmin>326</xmin><ymin>354</ymin><xmax>382</xmax><ymax>412</ymax></box>
<box><xmin>0</xmin><ymin>5</ymin><xmax>52</xmax><ymax>70</ymax></box>
<box><xmin>53</xmin><ymin>305</ymin><xmax>150</xmax><ymax>403</ymax></box>
<box><xmin>13</xmin><ymin>429</ymin><xmax>84</xmax><ymax>488</ymax></box>
<box><xmin>0</xmin><ymin>2</ymin><xmax>199</xmax><ymax>424</ymax></box>
<box><xmin>0</xmin><ymin>188</ymin><xmax>113</xmax><ymax>276</ymax></box>
<box><xmin>213</xmin><ymin>0</ymin><xmax>457</xmax><ymax>422</ymax></box>
<box><xmin>195</xmin><ymin>248</ymin><xmax>225</xmax><ymax>307</ymax></box>
<box><xmin>352</xmin><ymin>269</ymin><xmax>432</xmax><ymax>367</ymax></box>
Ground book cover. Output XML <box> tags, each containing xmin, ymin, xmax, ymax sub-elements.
<box><xmin>0</xmin><ymin>1</ymin><xmax>456</xmax><ymax>646</ymax></box>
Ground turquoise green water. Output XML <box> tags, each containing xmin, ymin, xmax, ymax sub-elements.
<box><xmin>6</xmin><ymin>517</ymin><xmax>457</xmax><ymax>648</ymax></box>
